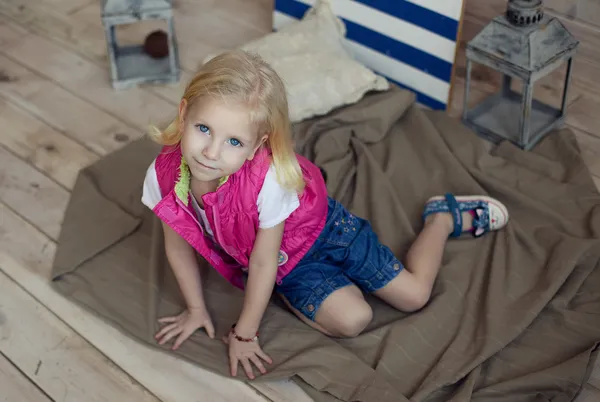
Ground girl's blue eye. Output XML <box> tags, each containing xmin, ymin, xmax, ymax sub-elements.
<box><xmin>229</xmin><ymin>138</ymin><xmax>242</xmax><ymax>147</ymax></box>
<box><xmin>197</xmin><ymin>124</ymin><xmax>209</xmax><ymax>133</ymax></box>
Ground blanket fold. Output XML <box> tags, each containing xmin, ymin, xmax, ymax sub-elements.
<box><xmin>51</xmin><ymin>86</ymin><xmax>600</xmax><ymax>402</ymax></box>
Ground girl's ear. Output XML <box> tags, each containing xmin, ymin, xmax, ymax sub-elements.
<box><xmin>178</xmin><ymin>99</ymin><xmax>188</xmax><ymax>125</ymax></box>
<box><xmin>248</xmin><ymin>133</ymin><xmax>269</xmax><ymax>160</ymax></box>
<box><xmin>257</xmin><ymin>133</ymin><xmax>268</xmax><ymax>149</ymax></box>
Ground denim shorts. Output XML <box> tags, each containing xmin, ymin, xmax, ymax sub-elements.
<box><xmin>275</xmin><ymin>197</ymin><xmax>404</xmax><ymax>321</ymax></box>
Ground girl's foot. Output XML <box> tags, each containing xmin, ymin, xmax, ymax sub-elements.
<box><xmin>422</xmin><ymin>193</ymin><xmax>509</xmax><ymax>238</ymax></box>
<box><xmin>425</xmin><ymin>210</ymin><xmax>474</xmax><ymax>235</ymax></box>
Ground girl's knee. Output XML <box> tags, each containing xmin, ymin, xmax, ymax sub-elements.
<box><xmin>330</xmin><ymin>302</ymin><xmax>373</xmax><ymax>338</ymax></box>
<box><xmin>403</xmin><ymin>285</ymin><xmax>431</xmax><ymax>312</ymax></box>
<box><xmin>312</xmin><ymin>285</ymin><xmax>373</xmax><ymax>338</ymax></box>
<box><xmin>372</xmin><ymin>270</ymin><xmax>432</xmax><ymax>313</ymax></box>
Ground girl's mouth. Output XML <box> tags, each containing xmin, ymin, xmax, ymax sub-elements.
<box><xmin>194</xmin><ymin>158</ymin><xmax>218</xmax><ymax>170</ymax></box>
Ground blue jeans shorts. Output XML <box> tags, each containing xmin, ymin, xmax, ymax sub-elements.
<box><xmin>275</xmin><ymin>197</ymin><xmax>404</xmax><ymax>321</ymax></box>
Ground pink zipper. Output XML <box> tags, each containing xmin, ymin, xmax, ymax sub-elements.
<box><xmin>211</xmin><ymin>206</ymin><xmax>227</xmax><ymax>251</ymax></box>
<box><xmin>175</xmin><ymin>194</ymin><xmax>204</xmax><ymax>234</ymax></box>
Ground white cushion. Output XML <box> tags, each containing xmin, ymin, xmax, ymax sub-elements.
<box><xmin>202</xmin><ymin>0</ymin><xmax>389</xmax><ymax>122</ymax></box>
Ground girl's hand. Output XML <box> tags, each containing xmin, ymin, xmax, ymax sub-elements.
<box><xmin>155</xmin><ymin>307</ymin><xmax>215</xmax><ymax>350</ymax></box>
<box><xmin>223</xmin><ymin>331</ymin><xmax>272</xmax><ymax>380</ymax></box>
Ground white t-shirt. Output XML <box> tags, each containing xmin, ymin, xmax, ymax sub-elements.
<box><xmin>141</xmin><ymin>160</ymin><xmax>300</xmax><ymax>241</ymax></box>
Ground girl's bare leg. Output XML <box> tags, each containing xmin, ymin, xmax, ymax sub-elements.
<box><xmin>279</xmin><ymin>285</ymin><xmax>373</xmax><ymax>338</ymax></box>
<box><xmin>281</xmin><ymin>195</ymin><xmax>509</xmax><ymax>335</ymax></box>
<box><xmin>373</xmin><ymin>211</ymin><xmax>473</xmax><ymax>312</ymax></box>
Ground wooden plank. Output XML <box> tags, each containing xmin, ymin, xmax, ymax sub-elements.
<box><xmin>5</xmin><ymin>34</ymin><xmax>175</xmax><ymax>131</ymax></box>
<box><xmin>69</xmin><ymin>0</ymin><xmax>269</xmax><ymax>72</ymax></box>
<box><xmin>447</xmin><ymin>76</ymin><xmax>491</xmax><ymax>118</ymax></box>
<box><xmin>0</xmin><ymin>0</ymin><xmax>273</xmax><ymax>114</ymax></box>
<box><xmin>0</xmin><ymin>20</ymin><xmax>175</xmax><ymax>130</ymax></box>
<box><xmin>541</xmin><ymin>0</ymin><xmax>600</xmax><ymax>29</ymax></box>
<box><xmin>0</xmin><ymin>0</ymin><xmax>108</xmax><ymax>65</ymax></box>
<box><xmin>39</xmin><ymin>0</ymin><xmax>91</xmax><ymax>16</ymax></box>
<box><xmin>572</xmin><ymin>127</ymin><xmax>600</xmax><ymax>178</ymax></box>
<box><xmin>0</xmin><ymin>98</ymin><xmax>98</xmax><ymax>189</ymax></box>
<box><xmin>566</xmin><ymin>94</ymin><xmax>600</xmax><ymax>139</ymax></box>
<box><xmin>206</xmin><ymin>0</ymin><xmax>273</xmax><ymax>34</ymax></box>
<box><xmin>543</xmin><ymin>0</ymin><xmax>579</xmax><ymax>19</ymax></box>
<box><xmin>0</xmin><ymin>53</ymin><xmax>143</xmax><ymax>155</ymax></box>
<box><xmin>0</xmin><ymin>0</ymin><xmax>186</xmax><ymax>104</ymax></box>
<box><xmin>0</xmin><ymin>0</ymin><xmax>270</xmax><ymax>85</ymax></box>
<box><xmin>0</xmin><ymin>13</ymin><xmax>22</xmax><ymax>45</ymax></box>
<box><xmin>576</xmin><ymin>0</ymin><xmax>600</xmax><ymax>28</ymax></box>
<box><xmin>173</xmin><ymin>0</ymin><xmax>267</xmax><ymax>50</ymax></box>
<box><xmin>0</xmin><ymin>145</ymin><xmax>69</xmax><ymax>240</ymax></box>
<box><xmin>0</xmin><ymin>201</ymin><xmax>275</xmax><ymax>402</ymax></box>
<box><xmin>0</xmin><ymin>263</ymin><xmax>159</xmax><ymax>402</ymax></box>
<box><xmin>446</xmin><ymin>0</ymin><xmax>469</xmax><ymax>110</ymax></box>
<box><xmin>0</xmin><ymin>0</ymin><xmax>197</xmax><ymax>104</ymax></box>
<box><xmin>0</xmin><ymin>352</ymin><xmax>51</xmax><ymax>402</ymax></box>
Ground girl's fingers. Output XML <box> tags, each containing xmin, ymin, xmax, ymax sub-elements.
<box><xmin>256</xmin><ymin>348</ymin><xmax>273</xmax><ymax>365</ymax></box>
<box><xmin>230</xmin><ymin>354</ymin><xmax>238</xmax><ymax>377</ymax></box>
<box><xmin>172</xmin><ymin>329</ymin><xmax>192</xmax><ymax>350</ymax></box>
<box><xmin>204</xmin><ymin>320</ymin><xmax>216</xmax><ymax>339</ymax></box>
<box><xmin>249</xmin><ymin>354</ymin><xmax>267</xmax><ymax>375</ymax></box>
<box><xmin>157</xmin><ymin>316</ymin><xmax>178</xmax><ymax>323</ymax></box>
<box><xmin>240</xmin><ymin>357</ymin><xmax>255</xmax><ymax>380</ymax></box>
<box><xmin>158</xmin><ymin>326</ymin><xmax>181</xmax><ymax>345</ymax></box>
<box><xmin>155</xmin><ymin>323</ymin><xmax>177</xmax><ymax>340</ymax></box>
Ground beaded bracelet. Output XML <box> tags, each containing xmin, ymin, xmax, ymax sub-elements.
<box><xmin>230</xmin><ymin>323</ymin><xmax>259</xmax><ymax>342</ymax></box>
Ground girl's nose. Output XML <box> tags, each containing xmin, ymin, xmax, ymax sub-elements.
<box><xmin>203</xmin><ymin>140</ymin><xmax>220</xmax><ymax>161</ymax></box>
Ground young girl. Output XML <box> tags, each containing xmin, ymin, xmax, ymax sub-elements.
<box><xmin>141</xmin><ymin>50</ymin><xmax>509</xmax><ymax>381</ymax></box>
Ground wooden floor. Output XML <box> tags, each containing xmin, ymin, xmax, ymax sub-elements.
<box><xmin>0</xmin><ymin>0</ymin><xmax>599</xmax><ymax>401</ymax></box>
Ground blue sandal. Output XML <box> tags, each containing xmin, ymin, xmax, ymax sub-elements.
<box><xmin>422</xmin><ymin>193</ymin><xmax>509</xmax><ymax>238</ymax></box>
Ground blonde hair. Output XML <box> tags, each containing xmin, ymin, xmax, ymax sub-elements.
<box><xmin>149</xmin><ymin>50</ymin><xmax>305</xmax><ymax>193</ymax></box>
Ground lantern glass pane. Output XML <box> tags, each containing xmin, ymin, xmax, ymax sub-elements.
<box><xmin>463</xmin><ymin>60</ymin><xmax>565</xmax><ymax>149</ymax></box>
<box><xmin>112</xmin><ymin>20</ymin><xmax>172</xmax><ymax>82</ymax></box>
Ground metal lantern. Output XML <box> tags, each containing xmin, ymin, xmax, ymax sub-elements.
<box><xmin>101</xmin><ymin>0</ymin><xmax>180</xmax><ymax>90</ymax></box>
<box><xmin>462</xmin><ymin>0</ymin><xmax>579</xmax><ymax>150</ymax></box>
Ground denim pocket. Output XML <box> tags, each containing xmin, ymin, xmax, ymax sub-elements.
<box><xmin>319</xmin><ymin>200</ymin><xmax>362</xmax><ymax>247</ymax></box>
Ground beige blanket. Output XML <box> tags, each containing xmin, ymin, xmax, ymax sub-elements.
<box><xmin>51</xmin><ymin>86</ymin><xmax>600</xmax><ymax>402</ymax></box>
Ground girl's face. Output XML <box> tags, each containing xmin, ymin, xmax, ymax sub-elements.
<box><xmin>179</xmin><ymin>96</ymin><xmax>266</xmax><ymax>183</ymax></box>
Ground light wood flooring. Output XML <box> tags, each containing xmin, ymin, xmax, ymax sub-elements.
<box><xmin>0</xmin><ymin>0</ymin><xmax>599</xmax><ymax>401</ymax></box>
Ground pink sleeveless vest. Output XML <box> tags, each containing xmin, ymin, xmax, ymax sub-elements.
<box><xmin>151</xmin><ymin>145</ymin><xmax>328</xmax><ymax>289</ymax></box>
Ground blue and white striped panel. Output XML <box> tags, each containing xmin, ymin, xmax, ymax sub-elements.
<box><xmin>273</xmin><ymin>0</ymin><xmax>465</xmax><ymax>110</ymax></box>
